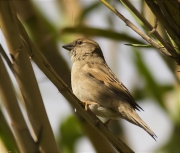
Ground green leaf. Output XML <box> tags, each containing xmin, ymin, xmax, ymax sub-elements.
<box><xmin>61</xmin><ymin>26</ymin><xmax>149</xmax><ymax>44</ymax></box>
<box><xmin>134</xmin><ymin>50</ymin><xmax>166</xmax><ymax>108</ymax></box>
<box><xmin>0</xmin><ymin>110</ymin><xmax>19</xmax><ymax>153</ymax></box>
<box><xmin>157</xmin><ymin>125</ymin><xmax>180</xmax><ymax>153</ymax></box>
<box><xmin>125</xmin><ymin>44</ymin><xmax>152</xmax><ymax>47</ymax></box>
<box><xmin>57</xmin><ymin>115</ymin><xmax>83</xmax><ymax>153</ymax></box>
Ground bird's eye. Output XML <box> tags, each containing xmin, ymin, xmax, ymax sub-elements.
<box><xmin>77</xmin><ymin>41</ymin><xmax>82</xmax><ymax>45</ymax></box>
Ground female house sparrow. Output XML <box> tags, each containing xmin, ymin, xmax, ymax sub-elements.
<box><xmin>62</xmin><ymin>38</ymin><xmax>157</xmax><ymax>140</ymax></box>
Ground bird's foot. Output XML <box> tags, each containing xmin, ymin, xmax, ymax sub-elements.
<box><xmin>81</xmin><ymin>101</ymin><xmax>97</xmax><ymax>111</ymax></box>
<box><xmin>95</xmin><ymin>119</ymin><xmax>100</xmax><ymax>127</ymax></box>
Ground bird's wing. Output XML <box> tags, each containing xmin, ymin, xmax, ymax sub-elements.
<box><xmin>82</xmin><ymin>62</ymin><xmax>143</xmax><ymax>111</ymax></box>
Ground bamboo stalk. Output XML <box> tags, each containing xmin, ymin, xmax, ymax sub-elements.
<box><xmin>0</xmin><ymin>109</ymin><xmax>19</xmax><ymax>153</ymax></box>
<box><xmin>12</xmin><ymin>0</ymin><xmax>71</xmax><ymax>88</ymax></box>
<box><xmin>0</xmin><ymin>55</ymin><xmax>39</xmax><ymax>153</ymax></box>
<box><xmin>156</xmin><ymin>0</ymin><xmax>179</xmax><ymax>36</ymax></box>
<box><xmin>0</xmin><ymin>1</ymin><xmax>59</xmax><ymax>152</ymax></box>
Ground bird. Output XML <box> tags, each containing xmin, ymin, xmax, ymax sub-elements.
<box><xmin>62</xmin><ymin>38</ymin><xmax>157</xmax><ymax>140</ymax></box>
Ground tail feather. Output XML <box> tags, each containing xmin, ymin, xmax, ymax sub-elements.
<box><xmin>132</xmin><ymin>115</ymin><xmax>157</xmax><ymax>141</ymax></box>
<box><xmin>125</xmin><ymin>111</ymin><xmax>157</xmax><ymax>141</ymax></box>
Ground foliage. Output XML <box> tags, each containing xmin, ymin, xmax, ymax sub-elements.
<box><xmin>0</xmin><ymin>0</ymin><xmax>179</xmax><ymax>153</ymax></box>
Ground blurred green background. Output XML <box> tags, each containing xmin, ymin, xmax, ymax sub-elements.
<box><xmin>1</xmin><ymin>0</ymin><xmax>179</xmax><ymax>153</ymax></box>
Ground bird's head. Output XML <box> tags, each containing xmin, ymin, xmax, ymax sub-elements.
<box><xmin>62</xmin><ymin>38</ymin><xmax>105</xmax><ymax>63</ymax></box>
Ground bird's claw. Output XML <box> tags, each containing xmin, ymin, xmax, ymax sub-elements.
<box><xmin>81</xmin><ymin>101</ymin><xmax>97</xmax><ymax>111</ymax></box>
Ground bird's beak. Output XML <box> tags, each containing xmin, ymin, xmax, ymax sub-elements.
<box><xmin>62</xmin><ymin>43</ymin><xmax>75</xmax><ymax>51</ymax></box>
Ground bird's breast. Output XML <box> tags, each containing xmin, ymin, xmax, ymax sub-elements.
<box><xmin>71</xmin><ymin>62</ymin><xmax>119</xmax><ymax>109</ymax></box>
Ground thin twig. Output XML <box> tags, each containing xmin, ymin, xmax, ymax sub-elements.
<box><xmin>0</xmin><ymin>45</ymin><xmax>14</xmax><ymax>73</ymax></box>
<box><xmin>60</xmin><ymin>26</ymin><xmax>147</xmax><ymax>44</ymax></box>
<box><xmin>101</xmin><ymin>0</ymin><xmax>171</xmax><ymax>55</ymax></box>
<box><xmin>101</xmin><ymin>0</ymin><xmax>180</xmax><ymax>65</ymax></box>
<box><xmin>120</xmin><ymin>0</ymin><xmax>177</xmax><ymax>55</ymax></box>
<box><xmin>148</xmin><ymin>18</ymin><xmax>158</xmax><ymax>35</ymax></box>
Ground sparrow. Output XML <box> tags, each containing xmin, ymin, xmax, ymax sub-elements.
<box><xmin>62</xmin><ymin>38</ymin><xmax>157</xmax><ymax>140</ymax></box>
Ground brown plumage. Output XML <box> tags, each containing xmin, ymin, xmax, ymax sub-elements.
<box><xmin>62</xmin><ymin>38</ymin><xmax>157</xmax><ymax>140</ymax></box>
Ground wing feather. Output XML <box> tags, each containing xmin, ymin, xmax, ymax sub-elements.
<box><xmin>82</xmin><ymin>62</ymin><xmax>143</xmax><ymax>111</ymax></box>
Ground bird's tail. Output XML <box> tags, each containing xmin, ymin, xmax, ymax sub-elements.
<box><xmin>125</xmin><ymin>111</ymin><xmax>157</xmax><ymax>141</ymax></box>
